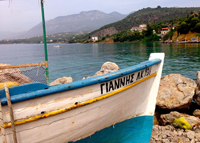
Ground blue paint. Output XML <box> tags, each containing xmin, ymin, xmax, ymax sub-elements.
<box><xmin>0</xmin><ymin>82</ymin><xmax>48</xmax><ymax>99</ymax></box>
<box><xmin>70</xmin><ymin>115</ymin><xmax>154</xmax><ymax>143</ymax></box>
<box><xmin>0</xmin><ymin>59</ymin><xmax>161</xmax><ymax>105</ymax></box>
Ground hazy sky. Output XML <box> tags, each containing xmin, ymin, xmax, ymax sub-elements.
<box><xmin>1</xmin><ymin>0</ymin><xmax>200</xmax><ymax>33</ymax></box>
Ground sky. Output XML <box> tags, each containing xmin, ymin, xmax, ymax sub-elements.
<box><xmin>0</xmin><ymin>0</ymin><xmax>200</xmax><ymax>33</ymax></box>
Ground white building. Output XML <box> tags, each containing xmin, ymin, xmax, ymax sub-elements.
<box><xmin>139</xmin><ymin>24</ymin><xmax>147</xmax><ymax>28</ymax></box>
<box><xmin>91</xmin><ymin>37</ymin><xmax>98</xmax><ymax>42</ymax></box>
<box><xmin>161</xmin><ymin>28</ymin><xmax>170</xmax><ymax>35</ymax></box>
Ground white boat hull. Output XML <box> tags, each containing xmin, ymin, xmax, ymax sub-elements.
<box><xmin>0</xmin><ymin>53</ymin><xmax>164</xmax><ymax>143</ymax></box>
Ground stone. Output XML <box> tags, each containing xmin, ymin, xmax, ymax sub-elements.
<box><xmin>49</xmin><ymin>77</ymin><xmax>73</xmax><ymax>86</ymax></box>
<box><xmin>160</xmin><ymin>111</ymin><xmax>200</xmax><ymax>127</ymax></box>
<box><xmin>186</xmin><ymin>130</ymin><xmax>195</xmax><ymax>139</ymax></box>
<box><xmin>177</xmin><ymin>131</ymin><xmax>183</xmax><ymax>136</ymax></box>
<box><xmin>94</xmin><ymin>62</ymin><xmax>120</xmax><ymax>76</ymax></box>
<box><xmin>150</xmin><ymin>125</ymin><xmax>185</xmax><ymax>143</ymax></box>
<box><xmin>194</xmin><ymin>71</ymin><xmax>200</xmax><ymax>105</ymax></box>
<box><xmin>191</xmin><ymin>139</ymin><xmax>195</xmax><ymax>143</ymax></box>
<box><xmin>195</xmin><ymin>133</ymin><xmax>200</xmax><ymax>141</ymax></box>
<box><xmin>157</xmin><ymin>74</ymin><xmax>196</xmax><ymax>110</ymax></box>
<box><xmin>193</xmin><ymin>109</ymin><xmax>200</xmax><ymax>118</ymax></box>
<box><xmin>153</xmin><ymin>110</ymin><xmax>160</xmax><ymax>125</ymax></box>
<box><xmin>161</xmin><ymin>139</ymin><xmax>170</xmax><ymax>143</ymax></box>
<box><xmin>196</xmin><ymin>71</ymin><xmax>200</xmax><ymax>88</ymax></box>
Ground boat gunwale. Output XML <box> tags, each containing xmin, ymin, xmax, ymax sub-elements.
<box><xmin>1</xmin><ymin>58</ymin><xmax>161</xmax><ymax>105</ymax></box>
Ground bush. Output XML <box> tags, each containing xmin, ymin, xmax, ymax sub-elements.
<box><xmin>177</xmin><ymin>22</ymin><xmax>189</xmax><ymax>34</ymax></box>
<box><xmin>194</xmin><ymin>23</ymin><xmax>200</xmax><ymax>33</ymax></box>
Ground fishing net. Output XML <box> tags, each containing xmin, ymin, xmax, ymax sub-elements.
<box><xmin>0</xmin><ymin>62</ymin><xmax>48</xmax><ymax>86</ymax></box>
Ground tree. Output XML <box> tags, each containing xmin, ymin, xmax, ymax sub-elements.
<box><xmin>157</xmin><ymin>6</ymin><xmax>161</xmax><ymax>9</ymax></box>
<box><xmin>145</xmin><ymin>24</ymin><xmax>153</xmax><ymax>36</ymax></box>
<box><xmin>194</xmin><ymin>22</ymin><xmax>200</xmax><ymax>33</ymax></box>
<box><xmin>191</xmin><ymin>17</ymin><xmax>200</xmax><ymax>27</ymax></box>
<box><xmin>177</xmin><ymin>22</ymin><xmax>189</xmax><ymax>34</ymax></box>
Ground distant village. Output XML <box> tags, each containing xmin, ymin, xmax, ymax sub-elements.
<box><xmin>90</xmin><ymin>24</ymin><xmax>172</xmax><ymax>42</ymax></box>
<box><xmin>90</xmin><ymin>23</ymin><xmax>199</xmax><ymax>43</ymax></box>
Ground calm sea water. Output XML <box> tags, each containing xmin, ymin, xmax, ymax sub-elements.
<box><xmin>0</xmin><ymin>42</ymin><xmax>200</xmax><ymax>82</ymax></box>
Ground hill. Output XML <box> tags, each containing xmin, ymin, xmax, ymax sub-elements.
<box><xmin>90</xmin><ymin>7</ymin><xmax>200</xmax><ymax>37</ymax></box>
<box><xmin>21</xmin><ymin>10</ymin><xmax>127</xmax><ymax>38</ymax></box>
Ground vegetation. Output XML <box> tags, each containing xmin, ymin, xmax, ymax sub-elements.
<box><xmin>90</xmin><ymin>7</ymin><xmax>200</xmax><ymax>36</ymax></box>
<box><xmin>112</xmin><ymin>24</ymin><xmax>160</xmax><ymax>42</ymax></box>
<box><xmin>176</xmin><ymin>14</ymin><xmax>200</xmax><ymax>34</ymax></box>
<box><xmin>0</xmin><ymin>32</ymin><xmax>87</xmax><ymax>44</ymax></box>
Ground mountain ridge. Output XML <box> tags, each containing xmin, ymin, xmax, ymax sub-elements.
<box><xmin>89</xmin><ymin>7</ymin><xmax>200</xmax><ymax>37</ymax></box>
<box><xmin>22</xmin><ymin>10</ymin><xmax>127</xmax><ymax>38</ymax></box>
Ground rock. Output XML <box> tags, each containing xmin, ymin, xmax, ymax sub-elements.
<box><xmin>153</xmin><ymin>110</ymin><xmax>160</xmax><ymax>125</ymax></box>
<box><xmin>177</xmin><ymin>130</ymin><xmax>183</xmax><ymax>136</ymax></box>
<box><xmin>157</xmin><ymin>74</ymin><xmax>196</xmax><ymax>110</ymax></box>
<box><xmin>151</xmin><ymin>125</ymin><xmax>181</xmax><ymax>143</ymax></box>
<box><xmin>0</xmin><ymin>63</ymin><xmax>33</xmax><ymax>84</ymax></box>
<box><xmin>194</xmin><ymin>71</ymin><xmax>200</xmax><ymax>105</ymax></box>
<box><xmin>195</xmin><ymin>133</ymin><xmax>200</xmax><ymax>141</ymax></box>
<box><xmin>49</xmin><ymin>77</ymin><xmax>73</xmax><ymax>86</ymax></box>
<box><xmin>191</xmin><ymin>139</ymin><xmax>195</xmax><ymax>143</ymax></box>
<box><xmin>196</xmin><ymin>71</ymin><xmax>200</xmax><ymax>88</ymax></box>
<box><xmin>94</xmin><ymin>62</ymin><xmax>120</xmax><ymax>76</ymax></box>
<box><xmin>151</xmin><ymin>124</ymin><xmax>198</xmax><ymax>143</ymax></box>
<box><xmin>193</xmin><ymin>109</ymin><xmax>200</xmax><ymax>118</ymax></box>
<box><xmin>161</xmin><ymin>139</ymin><xmax>170</xmax><ymax>143</ymax></box>
<box><xmin>160</xmin><ymin>111</ymin><xmax>200</xmax><ymax>127</ymax></box>
<box><xmin>91</xmin><ymin>27</ymin><xmax>118</xmax><ymax>37</ymax></box>
<box><xmin>186</xmin><ymin>130</ymin><xmax>195</xmax><ymax>140</ymax></box>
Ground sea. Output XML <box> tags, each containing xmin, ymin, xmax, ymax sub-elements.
<box><xmin>0</xmin><ymin>42</ymin><xmax>200</xmax><ymax>82</ymax></box>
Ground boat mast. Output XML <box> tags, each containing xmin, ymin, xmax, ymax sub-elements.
<box><xmin>40</xmin><ymin>0</ymin><xmax>49</xmax><ymax>85</ymax></box>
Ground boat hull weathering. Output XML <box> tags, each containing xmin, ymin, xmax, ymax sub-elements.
<box><xmin>0</xmin><ymin>53</ymin><xmax>164</xmax><ymax>143</ymax></box>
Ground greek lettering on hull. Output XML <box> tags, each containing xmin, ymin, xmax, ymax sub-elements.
<box><xmin>100</xmin><ymin>67</ymin><xmax>152</xmax><ymax>95</ymax></box>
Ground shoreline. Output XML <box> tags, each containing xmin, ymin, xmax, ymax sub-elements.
<box><xmin>2</xmin><ymin>40</ymin><xmax>200</xmax><ymax>45</ymax></box>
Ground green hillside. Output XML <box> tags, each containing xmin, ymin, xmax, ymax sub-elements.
<box><xmin>91</xmin><ymin>7</ymin><xmax>200</xmax><ymax>34</ymax></box>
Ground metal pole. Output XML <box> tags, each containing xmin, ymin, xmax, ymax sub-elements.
<box><xmin>41</xmin><ymin>0</ymin><xmax>49</xmax><ymax>85</ymax></box>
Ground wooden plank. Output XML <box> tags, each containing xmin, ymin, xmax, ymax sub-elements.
<box><xmin>0</xmin><ymin>61</ymin><xmax>48</xmax><ymax>69</ymax></box>
<box><xmin>0</xmin><ymin>97</ymin><xmax>7</xmax><ymax>143</ymax></box>
<box><xmin>4</xmin><ymin>85</ymin><xmax>18</xmax><ymax>143</ymax></box>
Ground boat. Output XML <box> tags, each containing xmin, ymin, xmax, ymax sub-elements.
<box><xmin>54</xmin><ymin>45</ymin><xmax>61</xmax><ymax>48</ymax></box>
<box><xmin>0</xmin><ymin>1</ymin><xmax>165</xmax><ymax>142</ymax></box>
<box><xmin>0</xmin><ymin>53</ymin><xmax>164</xmax><ymax>143</ymax></box>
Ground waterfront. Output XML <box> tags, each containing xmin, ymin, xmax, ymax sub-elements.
<box><xmin>0</xmin><ymin>42</ymin><xmax>200</xmax><ymax>82</ymax></box>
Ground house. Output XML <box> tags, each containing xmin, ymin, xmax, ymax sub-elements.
<box><xmin>161</xmin><ymin>28</ymin><xmax>170</xmax><ymax>35</ymax></box>
<box><xmin>139</xmin><ymin>24</ymin><xmax>147</xmax><ymax>28</ymax></box>
<box><xmin>91</xmin><ymin>37</ymin><xmax>98</xmax><ymax>42</ymax></box>
<box><xmin>131</xmin><ymin>27</ymin><xmax>140</xmax><ymax>32</ymax></box>
<box><xmin>131</xmin><ymin>24</ymin><xmax>147</xmax><ymax>32</ymax></box>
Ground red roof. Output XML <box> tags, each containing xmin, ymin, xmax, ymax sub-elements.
<box><xmin>162</xmin><ymin>28</ymin><xmax>169</xmax><ymax>30</ymax></box>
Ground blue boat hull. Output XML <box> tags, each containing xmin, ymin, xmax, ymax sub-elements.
<box><xmin>71</xmin><ymin>115</ymin><xmax>153</xmax><ymax>143</ymax></box>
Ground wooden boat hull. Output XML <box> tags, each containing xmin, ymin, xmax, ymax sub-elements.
<box><xmin>72</xmin><ymin>116</ymin><xmax>154</xmax><ymax>143</ymax></box>
<box><xmin>0</xmin><ymin>53</ymin><xmax>164</xmax><ymax>143</ymax></box>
